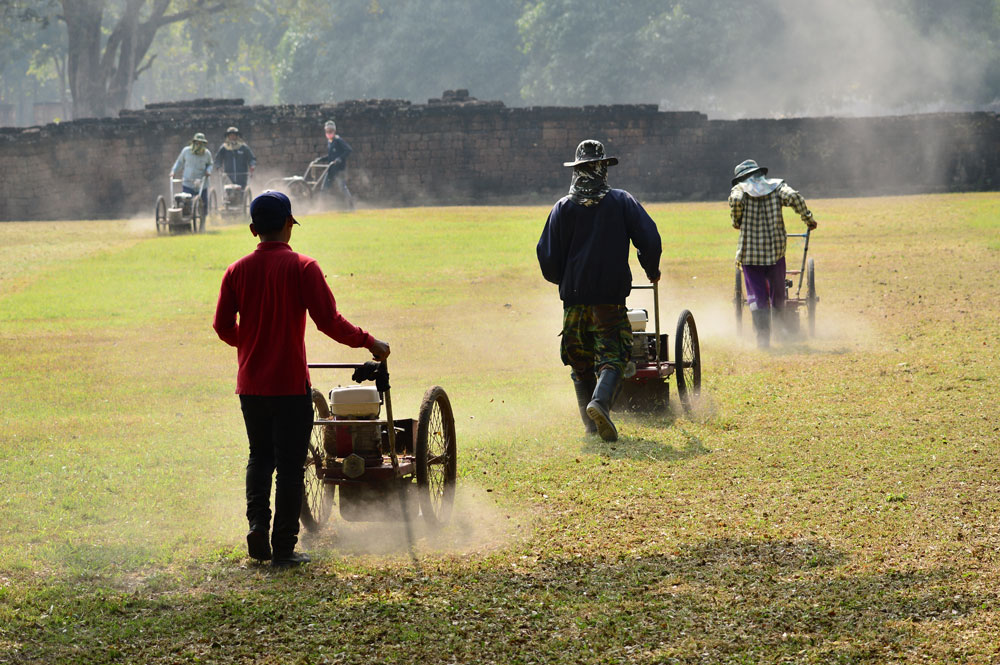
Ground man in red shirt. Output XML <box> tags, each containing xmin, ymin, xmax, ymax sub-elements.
<box><xmin>213</xmin><ymin>191</ymin><xmax>389</xmax><ymax>567</ymax></box>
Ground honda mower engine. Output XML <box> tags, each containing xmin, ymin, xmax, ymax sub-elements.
<box><xmin>628</xmin><ymin>308</ymin><xmax>665</xmax><ymax>364</ymax></box>
<box><xmin>328</xmin><ymin>386</ymin><xmax>384</xmax><ymax>478</ymax></box>
<box><xmin>169</xmin><ymin>192</ymin><xmax>193</xmax><ymax>222</ymax></box>
<box><xmin>224</xmin><ymin>184</ymin><xmax>243</xmax><ymax>206</ymax></box>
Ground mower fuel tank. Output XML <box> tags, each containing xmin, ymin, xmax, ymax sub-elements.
<box><xmin>330</xmin><ymin>386</ymin><xmax>382</xmax><ymax>467</ymax></box>
<box><xmin>627</xmin><ymin>309</ymin><xmax>648</xmax><ymax>332</ymax></box>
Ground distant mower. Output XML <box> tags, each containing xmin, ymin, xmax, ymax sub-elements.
<box><xmin>616</xmin><ymin>283</ymin><xmax>702</xmax><ymax>414</ymax></box>
<box><xmin>264</xmin><ymin>158</ymin><xmax>333</xmax><ymax>203</ymax></box>
<box><xmin>301</xmin><ymin>361</ymin><xmax>457</xmax><ymax>531</ymax></box>
<box><xmin>155</xmin><ymin>175</ymin><xmax>209</xmax><ymax>234</ymax></box>
<box><xmin>733</xmin><ymin>228</ymin><xmax>818</xmax><ymax>337</ymax></box>
<box><xmin>216</xmin><ymin>172</ymin><xmax>252</xmax><ymax>222</ymax></box>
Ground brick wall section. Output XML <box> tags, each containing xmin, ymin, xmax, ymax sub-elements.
<box><xmin>1</xmin><ymin>96</ymin><xmax>998</xmax><ymax>221</ymax></box>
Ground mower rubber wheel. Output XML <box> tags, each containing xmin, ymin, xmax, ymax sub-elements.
<box><xmin>674</xmin><ymin>309</ymin><xmax>701</xmax><ymax>414</ymax></box>
<box><xmin>734</xmin><ymin>264</ymin><xmax>744</xmax><ymax>336</ymax></box>
<box><xmin>806</xmin><ymin>258</ymin><xmax>817</xmax><ymax>337</ymax></box>
<box><xmin>301</xmin><ymin>388</ymin><xmax>335</xmax><ymax>532</ymax></box>
<box><xmin>415</xmin><ymin>386</ymin><xmax>457</xmax><ymax>528</ymax></box>
<box><xmin>155</xmin><ymin>195</ymin><xmax>167</xmax><ymax>235</ymax></box>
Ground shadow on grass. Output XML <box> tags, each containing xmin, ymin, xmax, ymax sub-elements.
<box><xmin>12</xmin><ymin>537</ymin><xmax>987</xmax><ymax>664</ymax></box>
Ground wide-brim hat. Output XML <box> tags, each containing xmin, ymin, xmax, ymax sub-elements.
<box><xmin>563</xmin><ymin>139</ymin><xmax>619</xmax><ymax>167</ymax></box>
<box><xmin>225</xmin><ymin>126</ymin><xmax>240</xmax><ymax>135</ymax></box>
<box><xmin>732</xmin><ymin>159</ymin><xmax>767</xmax><ymax>185</ymax></box>
<box><xmin>192</xmin><ymin>132</ymin><xmax>207</xmax><ymax>143</ymax></box>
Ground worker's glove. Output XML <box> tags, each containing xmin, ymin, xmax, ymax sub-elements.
<box><xmin>806</xmin><ymin>219</ymin><xmax>818</xmax><ymax>230</ymax></box>
<box><xmin>352</xmin><ymin>361</ymin><xmax>390</xmax><ymax>393</ymax></box>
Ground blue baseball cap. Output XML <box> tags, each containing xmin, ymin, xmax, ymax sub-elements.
<box><xmin>250</xmin><ymin>191</ymin><xmax>299</xmax><ymax>232</ymax></box>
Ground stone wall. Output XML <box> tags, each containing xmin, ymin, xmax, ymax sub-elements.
<box><xmin>1</xmin><ymin>92</ymin><xmax>998</xmax><ymax>221</ymax></box>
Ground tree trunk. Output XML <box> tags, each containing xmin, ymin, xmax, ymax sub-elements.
<box><xmin>61</xmin><ymin>0</ymin><xmax>106</xmax><ymax>118</ymax></box>
<box><xmin>60</xmin><ymin>0</ymin><xmax>229</xmax><ymax>118</ymax></box>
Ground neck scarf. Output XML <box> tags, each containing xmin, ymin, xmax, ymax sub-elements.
<box><xmin>224</xmin><ymin>138</ymin><xmax>244</xmax><ymax>151</ymax></box>
<box><xmin>568</xmin><ymin>162</ymin><xmax>610</xmax><ymax>207</ymax></box>
<box><xmin>191</xmin><ymin>142</ymin><xmax>206</xmax><ymax>156</ymax></box>
<box><xmin>739</xmin><ymin>173</ymin><xmax>784</xmax><ymax>197</ymax></box>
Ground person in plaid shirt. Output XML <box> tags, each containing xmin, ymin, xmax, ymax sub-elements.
<box><xmin>729</xmin><ymin>159</ymin><xmax>818</xmax><ymax>348</ymax></box>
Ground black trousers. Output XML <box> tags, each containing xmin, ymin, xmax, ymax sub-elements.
<box><xmin>239</xmin><ymin>392</ymin><xmax>313</xmax><ymax>556</ymax></box>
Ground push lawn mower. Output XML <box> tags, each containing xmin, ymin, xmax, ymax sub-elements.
<box><xmin>733</xmin><ymin>228</ymin><xmax>818</xmax><ymax>337</ymax></box>
<box><xmin>301</xmin><ymin>361</ymin><xmax>457</xmax><ymax>531</ymax></box>
<box><xmin>155</xmin><ymin>175</ymin><xmax>209</xmax><ymax>234</ymax></box>
<box><xmin>616</xmin><ymin>283</ymin><xmax>702</xmax><ymax>414</ymax></box>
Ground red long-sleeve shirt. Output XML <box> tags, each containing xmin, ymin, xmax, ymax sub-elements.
<box><xmin>213</xmin><ymin>242</ymin><xmax>374</xmax><ymax>395</ymax></box>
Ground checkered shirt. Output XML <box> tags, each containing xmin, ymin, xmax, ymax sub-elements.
<box><xmin>729</xmin><ymin>183</ymin><xmax>814</xmax><ymax>265</ymax></box>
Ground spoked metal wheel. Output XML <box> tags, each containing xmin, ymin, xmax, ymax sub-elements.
<box><xmin>415</xmin><ymin>386</ymin><xmax>457</xmax><ymax>527</ymax></box>
<box><xmin>806</xmin><ymin>258</ymin><xmax>817</xmax><ymax>337</ymax></box>
<box><xmin>734</xmin><ymin>264</ymin><xmax>744</xmax><ymax>336</ymax></box>
<box><xmin>674</xmin><ymin>310</ymin><xmax>702</xmax><ymax>414</ymax></box>
<box><xmin>301</xmin><ymin>388</ymin><xmax>335</xmax><ymax>531</ymax></box>
<box><xmin>190</xmin><ymin>199</ymin><xmax>203</xmax><ymax>233</ymax></box>
<box><xmin>155</xmin><ymin>196</ymin><xmax>167</xmax><ymax>235</ymax></box>
<box><xmin>288</xmin><ymin>180</ymin><xmax>311</xmax><ymax>203</ymax></box>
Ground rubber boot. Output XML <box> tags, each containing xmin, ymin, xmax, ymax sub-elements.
<box><xmin>586</xmin><ymin>367</ymin><xmax>622</xmax><ymax>442</ymax></box>
<box><xmin>573</xmin><ymin>373</ymin><xmax>598</xmax><ymax>434</ymax></box>
<box><xmin>751</xmin><ymin>308</ymin><xmax>771</xmax><ymax>349</ymax></box>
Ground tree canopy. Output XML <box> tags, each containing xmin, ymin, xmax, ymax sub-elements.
<box><xmin>1</xmin><ymin>0</ymin><xmax>998</xmax><ymax>122</ymax></box>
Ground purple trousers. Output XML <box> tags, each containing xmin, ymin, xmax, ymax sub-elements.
<box><xmin>742</xmin><ymin>257</ymin><xmax>786</xmax><ymax>311</ymax></box>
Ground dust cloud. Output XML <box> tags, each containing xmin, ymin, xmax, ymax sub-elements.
<box><xmin>300</xmin><ymin>486</ymin><xmax>522</xmax><ymax>559</ymax></box>
<box><xmin>662</xmin><ymin>0</ymin><xmax>998</xmax><ymax>118</ymax></box>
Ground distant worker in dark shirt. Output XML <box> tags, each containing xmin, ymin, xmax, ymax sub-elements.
<box><xmin>320</xmin><ymin>120</ymin><xmax>355</xmax><ymax>210</ymax></box>
<box><xmin>537</xmin><ymin>140</ymin><xmax>662</xmax><ymax>442</ymax></box>
<box><xmin>212</xmin><ymin>191</ymin><xmax>389</xmax><ymax>567</ymax></box>
<box><xmin>214</xmin><ymin>126</ymin><xmax>256</xmax><ymax>188</ymax></box>
<box><xmin>729</xmin><ymin>159</ymin><xmax>817</xmax><ymax>349</ymax></box>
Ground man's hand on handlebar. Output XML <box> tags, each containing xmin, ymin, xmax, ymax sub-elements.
<box><xmin>369</xmin><ymin>339</ymin><xmax>390</xmax><ymax>361</ymax></box>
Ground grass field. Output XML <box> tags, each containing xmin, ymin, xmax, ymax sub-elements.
<box><xmin>1</xmin><ymin>193</ymin><xmax>998</xmax><ymax>664</ymax></box>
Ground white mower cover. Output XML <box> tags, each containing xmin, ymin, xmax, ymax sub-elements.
<box><xmin>627</xmin><ymin>308</ymin><xmax>648</xmax><ymax>332</ymax></box>
<box><xmin>329</xmin><ymin>386</ymin><xmax>381</xmax><ymax>418</ymax></box>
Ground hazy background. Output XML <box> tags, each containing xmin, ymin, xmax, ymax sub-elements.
<box><xmin>2</xmin><ymin>0</ymin><xmax>999</xmax><ymax>124</ymax></box>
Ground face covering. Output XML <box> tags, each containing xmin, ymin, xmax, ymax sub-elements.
<box><xmin>224</xmin><ymin>137</ymin><xmax>244</xmax><ymax>150</ymax></box>
<box><xmin>191</xmin><ymin>142</ymin><xmax>207</xmax><ymax>156</ymax></box>
<box><xmin>739</xmin><ymin>173</ymin><xmax>784</xmax><ymax>197</ymax></box>
<box><xmin>568</xmin><ymin>161</ymin><xmax>611</xmax><ymax>207</ymax></box>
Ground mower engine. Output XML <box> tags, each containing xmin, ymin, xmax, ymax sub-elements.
<box><xmin>173</xmin><ymin>192</ymin><xmax>194</xmax><ymax>216</ymax></box>
<box><xmin>329</xmin><ymin>386</ymin><xmax>384</xmax><ymax>478</ymax></box>
<box><xmin>224</xmin><ymin>184</ymin><xmax>243</xmax><ymax>206</ymax></box>
<box><xmin>628</xmin><ymin>308</ymin><xmax>666</xmax><ymax>364</ymax></box>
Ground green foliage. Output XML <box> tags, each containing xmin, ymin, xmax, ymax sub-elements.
<box><xmin>277</xmin><ymin>0</ymin><xmax>525</xmax><ymax>103</ymax></box>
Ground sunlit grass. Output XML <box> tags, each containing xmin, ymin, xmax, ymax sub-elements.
<box><xmin>1</xmin><ymin>193</ymin><xmax>999</xmax><ymax>663</ymax></box>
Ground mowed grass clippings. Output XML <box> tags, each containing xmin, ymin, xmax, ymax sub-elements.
<box><xmin>0</xmin><ymin>193</ymin><xmax>998</xmax><ymax>664</ymax></box>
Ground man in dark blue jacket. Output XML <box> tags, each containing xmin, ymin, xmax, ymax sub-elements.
<box><xmin>214</xmin><ymin>127</ymin><xmax>256</xmax><ymax>188</ymax></box>
<box><xmin>537</xmin><ymin>140</ymin><xmax>661</xmax><ymax>442</ymax></box>
<box><xmin>320</xmin><ymin>120</ymin><xmax>355</xmax><ymax>210</ymax></box>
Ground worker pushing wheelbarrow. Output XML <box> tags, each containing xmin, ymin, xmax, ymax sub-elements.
<box><xmin>728</xmin><ymin>159</ymin><xmax>819</xmax><ymax>348</ymax></box>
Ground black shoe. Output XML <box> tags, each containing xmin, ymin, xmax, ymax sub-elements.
<box><xmin>587</xmin><ymin>368</ymin><xmax>621</xmax><ymax>442</ymax></box>
<box><xmin>247</xmin><ymin>530</ymin><xmax>271</xmax><ymax>561</ymax></box>
<box><xmin>573</xmin><ymin>373</ymin><xmax>598</xmax><ymax>434</ymax></box>
<box><xmin>272</xmin><ymin>551</ymin><xmax>311</xmax><ymax>568</ymax></box>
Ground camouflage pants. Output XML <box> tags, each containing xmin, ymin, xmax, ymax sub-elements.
<box><xmin>560</xmin><ymin>304</ymin><xmax>632</xmax><ymax>379</ymax></box>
